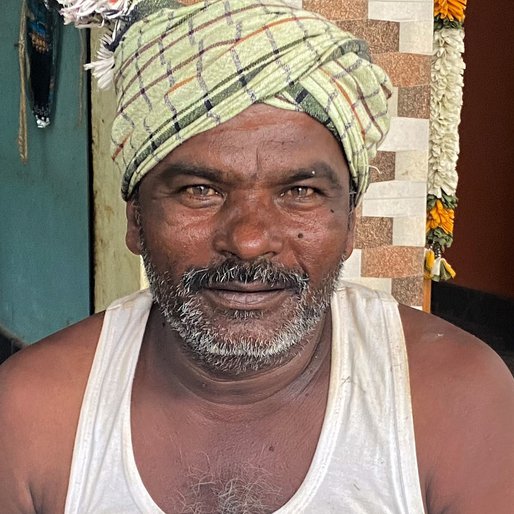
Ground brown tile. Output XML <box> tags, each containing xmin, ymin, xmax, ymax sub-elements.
<box><xmin>304</xmin><ymin>0</ymin><xmax>367</xmax><ymax>20</ymax></box>
<box><xmin>336</xmin><ymin>20</ymin><xmax>399</xmax><ymax>54</ymax></box>
<box><xmin>392</xmin><ymin>276</ymin><xmax>424</xmax><ymax>306</ymax></box>
<box><xmin>362</xmin><ymin>246</ymin><xmax>424</xmax><ymax>278</ymax></box>
<box><xmin>369</xmin><ymin>151</ymin><xmax>395</xmax><ymax>182</ymax></box>
<box><xmin>355</xmin><ymin>217</ymin><xmax>393</xmax><ymax>248</ymax></box>
<box><xmin>398</xmin><ymin>85</ymin><xmax>431</xmax><ymax>119</ymax></box>
<box><xmin>373</xmin><ymin>53</ymin><xmax>431</xmax><ymax>88</ymax></box>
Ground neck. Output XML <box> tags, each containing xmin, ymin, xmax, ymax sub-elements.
<box><xmin>139</xmin><ymin>305</ymin><xmax>332</xmax><ymax>411</ymax></box>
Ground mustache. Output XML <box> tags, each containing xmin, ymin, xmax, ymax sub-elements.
<box><xmin>180</xmin><ymin>259</ymin><xmax>309</xmax><ymax>294</ymax></box>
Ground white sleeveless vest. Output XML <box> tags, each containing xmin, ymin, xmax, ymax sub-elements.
<box><xmin>65</xmin><ymin>283</ymin><xmax>425</xmax><ymax>513</ymax></box>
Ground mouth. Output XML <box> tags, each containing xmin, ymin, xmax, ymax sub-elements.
<box><xmin>201</xmin><ymin>281</ymin><xmax>294</xmax><ymax>310</ymax></box>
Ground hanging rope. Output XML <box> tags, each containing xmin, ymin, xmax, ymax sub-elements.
<box><xmin>18</xmin><ymin>0</ymin><xmax>28</xmax><ymax>164</ymax></box>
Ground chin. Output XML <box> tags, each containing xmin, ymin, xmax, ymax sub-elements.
<box><xmin>164</xmin><ymin>295</ymin><xmax>327</xmax><ymax>375</ymax></box>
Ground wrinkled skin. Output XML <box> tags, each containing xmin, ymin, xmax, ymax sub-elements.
<box><xmin>126</xmin><ymin>104</ymin><xmax>354</xmax><ymax>377</ymax></box>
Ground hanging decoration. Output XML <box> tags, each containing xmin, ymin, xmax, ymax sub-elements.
<box><xmin>26</xmin><ymin>0</ymin><xmax>61</xmax><ymax>127</ymax></box>
<box><xmin>426</xmin><ymin>0</ymin><xmax>468</xmax><ymax>281</ymax></box>
<box><xmin>18</xmin><ymin>0</ymin><xmax>62</xmax><ymax>161</ymax></box>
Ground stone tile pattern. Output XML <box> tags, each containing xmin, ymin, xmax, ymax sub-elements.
<box><xmin>304</xmin><ymin>0</ymin><xmax>432</xmax><ymax>307</ymax></box>
<box><xmin>362</xmin><ymin>247</ymin><xmax>425</xmax><ymax>278</ymax></box>
<box><xmin>355</xmin><ymin>217</ymin><xmax>393</xmax><ymax>248</ymax></box>
<box><xmin>336</xmin><ymin>20</ymin><xmax>399</xmax><ymax>54</ymax></box>
<box><xmin>304</xmin><ymin>0</ymin><xmax>367</xmax><ymax>19</ymax></box>
<box><xmin>374</xmin><ymin>53</ymin><xmax>431</xmax><ymax>87</ymax></box>
<box><xmin>392</xmin><ymin>276</ymin><xmax>424</xmax><ymax>308</ymax></box>
<box><xmin>398</xmin><ymin>85</ymin><xmax>431</xmax><ymax>119</ymax></box>
<box><xmin>370</xmin><ymin>151</ymin><xmax>395</xmax><ymax>182</ymax></box>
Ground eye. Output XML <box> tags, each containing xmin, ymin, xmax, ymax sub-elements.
<box><xmin>184</xmin><ymin>185</ymin><xmax>219</xmax><ymax>197</ymax></box>
<box><xmin>282</xmin><ymin>186</ymin><xmax>316</xmax><ymax>199</ymax></box>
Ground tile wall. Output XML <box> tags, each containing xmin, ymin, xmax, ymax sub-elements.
<box><xmin>304</xmin><ymin>0</ymin><xmax>433</xmax><ymax>308</ymax></box>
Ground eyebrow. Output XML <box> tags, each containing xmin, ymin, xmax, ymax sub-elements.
<box><xmin>285</xmin><ymin>163</ymin><xmax>343</xmax><ymax>188</ymax></box>
<box><xmin>156</xmin><ymin>161</ymin><xmax>344</xmax><ymax>188</ymax></box>
<box><xmin>156</xmin><ymin>162</ymin><xmax>229</xmax><ymax>184</ymax></box>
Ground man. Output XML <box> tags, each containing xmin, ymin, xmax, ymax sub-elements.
<box><xmin>0</xmin><ymin>1</ymin><xmax>513</xmax><ymax>513</ymax></box>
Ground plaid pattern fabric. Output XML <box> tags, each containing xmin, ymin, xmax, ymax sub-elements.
<box><xmin>111</xmin><ymin>0</ymin><xmax>392</xmax><ymax>202</ymax></box>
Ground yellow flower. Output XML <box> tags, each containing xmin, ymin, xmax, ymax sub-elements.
<box><xmin>424</xmin><ymin>249</ymin><xmax>436</xmax><ymax>279</ymax></box>
<box><xmin>425</xmin><ymin>249</ymin><xmax>435</xmax><ymax>269</ymax></box>
<box><xmin>434</xmin><ymin>0</ymin><xmax>467</xmax><ymax>22</ymax></box>
<box><xmin>427</xmin><ymin>200</ymin><xmax>455</xmax><ymax>234</ymax></box>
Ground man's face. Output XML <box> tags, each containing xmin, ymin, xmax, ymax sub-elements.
<box><xmin>126</xmin><ymin>104</ymin><xmax>355</xmax><ymax>375</ymax></box>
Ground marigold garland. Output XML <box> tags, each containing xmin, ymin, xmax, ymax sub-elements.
<box><xmin>434</xmin><ymin>0</ymin><xmax>467</xmax><ymax>23</ymax></box>
<box><xmin>426</xmin><ymin>0</ymin><xmax>468</xmax><ymax>281</ymax></box>
<box><xmin>427</xmin><ymin>200</ymin><xmax>455</xmax><ymax>234</ymax></box>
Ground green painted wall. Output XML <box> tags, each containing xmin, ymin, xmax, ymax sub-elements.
<box><xmin>0</xmin><ymin>4</ymin><xmax>90</xmax><ymax>343</ymax></box>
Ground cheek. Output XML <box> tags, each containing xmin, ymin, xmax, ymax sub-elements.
<box><xmin>289</xmin><ymin>211</ymin><xmax>350</xmax><ymax>278</ymax></box>
<box><xmin>141</xmin><ymin>206</ymin><xmax>217</xmax><ymax>270</ymax></box>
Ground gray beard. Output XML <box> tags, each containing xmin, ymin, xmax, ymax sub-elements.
<box><xmin>140</xmin><ymin>236</ymin><xmax>343</xmax><ymax>376</ymax></box>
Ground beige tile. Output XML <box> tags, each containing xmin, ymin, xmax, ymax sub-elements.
<box><xmin>362</xmin><ymin>180</ymin><xmax>426</xmax><ymax>218</ymax></box>
<box><xmin>343</xmin><ymin>277</ymin><xmax>393</xmax><ymax>293</ymax></box>
<box><xmin>380</xmin><ymin>117</ymin><xmax>429</xmax><ymax>152</ymax></box>
<box><xmin>393</xmin><ymin>215</ymin><xmax>426</xmax><ymax>247</ymax></box>
<box><xmin>304</xmin><ymin>0</ymin><xmax>367</xmax><ymax>19</ymax></box>
<box><xmin>341</xmin><ymin>249</ymin><xmax>362</xmax><ymax>277</ymax></box>
<box><xmin>362</xmin><ymin>246</ymin><xmax>424</xmax><ymax>278</ymax></box>
<box><xmin>400</xmin><ymin>20</ymin><xmax>433</xmax><ymax>55</ymax></box>
<box><xmin>388</xmin><ymin>86</ymin><xmax>399</xmax><ymax>118</ymax></box>
<box><xmin>362</xmin><ymin>195</ymin><xmax>426</xmax><ymax>218</ymax></box>
<box><xmin>395</xmin><ymin>150</ymin><xmax>428</xmax><ymax>181</ymax></box>
<box><xmin>364</xmin><ymin>179</ymin><xmax>426</xmax><ymax>199</ymax></box>
<box><xmin>369</xmin><ymin>1</ymin><xmax>433</xmax><ymax>22</ymax></box>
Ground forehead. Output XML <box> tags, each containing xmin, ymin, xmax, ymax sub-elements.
<box><xmin>146</xmin><ymin>104</ymin><xmax>349</xmax><ymax>186</ymax></box>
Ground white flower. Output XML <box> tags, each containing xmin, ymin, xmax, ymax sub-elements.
<box><xmin>54</xmin><ymin>0</ymin><xmax>130</xmax><ymax>27</ymax></box>
<box><xmin>84</xmin><ymin>34</ymin><xmax>116</xmax><ymax>89</ymax></box>
<box><xmin>429</xmin><ymin>28</ymin><xmax>465</xmax><ymax>197</ymax></box>
<box><xmin>54</xmin><ymin>0</ymin><xmax>135</xmax><ymax>89</ymax></box>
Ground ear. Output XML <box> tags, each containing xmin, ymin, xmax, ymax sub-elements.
<box><xmin>342</xmin><ymin>209</ymin><xmax>357</xmax><ymax>261</ymax></box>
<box><xmin>126</xmin><ymin>199</ymin><xmax>142</xmax><ymax>256</ymax></box>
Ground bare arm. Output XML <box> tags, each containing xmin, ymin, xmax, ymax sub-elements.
<box><xmin>0</xmin><ymin>355</ymin><xmax>38</xmax><ymax>514</ymax></box>
<box><xmin>0</xmin><ymin>314</ymin><xmax>102</xmax><ymax>514</ymax></box>
<box><xmin>402</xmin><ymin>305</ymin><xmax>514</xmax><ymax>514</ymax></box>
<box><xmin>428</xmin><ymin>343</ymin><xmax>514</xmax><ymax>513</ymax></box>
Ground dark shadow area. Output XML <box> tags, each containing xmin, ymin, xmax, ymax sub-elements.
<box><xmin>432</xmin><ymin>282</ymin><xmax>514</xmax><ymax>375</ymax></box>
<box><xmin>0</xmin><ymin>330</ymin><xmax>22</xmax><ymax>366</ymax></box>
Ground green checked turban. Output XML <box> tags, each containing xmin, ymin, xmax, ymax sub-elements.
<box><xmin>60</xmin><ymin>0</ymin><xmax>392</xmax><ymax>203</ymax></box>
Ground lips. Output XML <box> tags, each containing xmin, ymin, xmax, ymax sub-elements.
<box><xmin>201</xmin><ymin>281</ymin><xmax>293</xmax><ymax>310</ymax></box>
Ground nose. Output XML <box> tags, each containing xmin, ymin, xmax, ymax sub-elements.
<box><xmin>212</xmin><ymin>195</ymin><xmax>284</xmax><ymax>261</ymax></box>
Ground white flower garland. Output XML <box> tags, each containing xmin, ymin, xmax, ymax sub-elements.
<box><xmin>428</xmin><ymin>28</ymin><xmax>465</xmax><ymax>198</ymax></box>
<box><xmin>426</xmin><ymin>20</ymin><xmax>466</xmax><ymax>281</ymax></box>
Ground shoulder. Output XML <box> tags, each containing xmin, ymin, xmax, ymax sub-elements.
<box><xmin>399</xmin><ymin>304</ymin><xmax>514</xmax><ymax>514</ymax></box>
<box><xmin>0</xmin><ymin>312</ymin><xmax>105</xmax><ymax>514</ymax></box>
